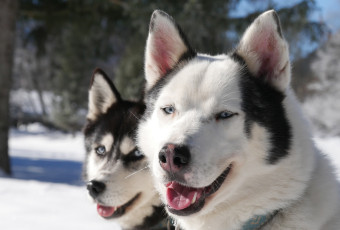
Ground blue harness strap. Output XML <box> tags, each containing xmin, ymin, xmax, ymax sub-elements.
<box><xmin>241</xmin><ymin>211</ymin><xmax>278</xmax><ymax>230</ymax></box>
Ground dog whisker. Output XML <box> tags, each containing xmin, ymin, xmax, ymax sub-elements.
<box><xmin>124</xmin><ymin>166</ymin><xmax>149</xmax><ymax>179</ymax></box>
<box><xmin>129</xmin><ymin>110</ymin><xmax>140</xmax><ymax>121</ymax></box>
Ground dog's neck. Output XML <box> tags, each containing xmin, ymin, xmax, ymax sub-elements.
<box><xmin>167</xmin><ymin>212</ymin><xmax>279</xmax><ymax>230</ymax></box>
<box><xmin>128</xmin><ymin>205</ymin><xmax>169</xmax><ymax>230</ymax></box>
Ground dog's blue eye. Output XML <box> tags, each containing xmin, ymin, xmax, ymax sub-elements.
<box><xmin>162</xmin><ymin>106</ymin><xmax>175</xmax><ymax>115</ymax></box>
<box><xmin>133</xmin><ymin>149</ymin><xmax>143</xmax><ymax>157</ymax></box>
<box><xmin>126</xmin><ymin>148</ymin><xmax>144</xmax><ymax>163</ymax></box>
<box><xmin>216</xmin><ymin>111</ymin><xmax>234</xmax><ymax>120</ymax></box>
<box><xmin>95</xmin><ymin>146</ymin><xmax>106</xmax><ymax>156</ymax></box>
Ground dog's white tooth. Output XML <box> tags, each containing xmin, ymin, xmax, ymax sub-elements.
<box><xmin>191</xmin><ymin>192</ymin><xmax>198</xmax><ymax>204</ymax></box>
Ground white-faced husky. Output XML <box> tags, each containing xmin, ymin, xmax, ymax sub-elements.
<box><xmin>83</xmin><ymin>68</ymin><xmax>171</xmax><ymax>230</ymax></box>
<box><xmin>137</xmin><ymin>10</ymin><xmax>340</xmax><ymax>230</ymax></box>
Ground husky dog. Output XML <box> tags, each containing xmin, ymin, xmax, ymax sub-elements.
<box><xmin>83</xmin><ymin>68</ymin><xmax>170</xmax><ymax>230</ymax></box>
<box><xmin>137</xmin><ymin>10</ymin><xmax>340</xmax><ymax>230</ymax></box>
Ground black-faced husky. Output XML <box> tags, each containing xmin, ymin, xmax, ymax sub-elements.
<box><xmin>83</xmin><ymin>68</ymin><xmax>170</xmax><ymax>230</ymax></box>
<box><xmin>137</xmin><ymin>10</ymin><xmax>340</xmax><ymax>230</ymax></box>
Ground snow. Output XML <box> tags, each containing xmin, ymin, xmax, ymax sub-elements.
<box><xmin>0</xmin><ymin>123</ymin><xmax>339</xmax><ymax>230</ymax></box>
<box><xmin>1</xmin><ymin>124</ymin><xmax>121</xmax><ymax>230</ymax></box>
<box><xmin>10</xmin><ymin>123</ymin><xmax>85</xmax><ymax>161</ymax></box>
<box><xmin>0</xmin><ymin>178</ymin><xmax>119</xmax><ymax>230</ymax></box>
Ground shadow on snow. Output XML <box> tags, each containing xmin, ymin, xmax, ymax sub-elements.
<box><xmin>4</xmin><ymin>156</ymin><xmax>84</xmax><ymax>186</ymax></box>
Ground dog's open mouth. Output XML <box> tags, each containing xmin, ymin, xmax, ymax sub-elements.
<box><xmin>97</xmin><ymin>193</ymin><xmax>141</xmax><ymax>219</ymax></box>
<box><xmin>166</xmin><ymin>164</ymin><xmax>232</xmax><ymax>216</ymax></box>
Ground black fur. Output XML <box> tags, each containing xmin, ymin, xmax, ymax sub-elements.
<box><xmin>83</xmin><ymin>100</ymin><xmax>145</xmax><ymax>178</ymax></box>
<box><xmin>121</xmin><ymin>147</ymin><xmax>145</xmax><ymax>168</ymax></box>
<box><xmin>133</xmin><ymin>205</ymin><xmax>169</xmax><ymax>230</ymax></box>
<box><xmin>83</xmin><ymin>68</ymin><xmax>146</xmax><ymax>177</ymax></box>
<box><xmin>231</xmin><ymin>53</ymin><xmax>292</xmax><ymax>164</ymax></box>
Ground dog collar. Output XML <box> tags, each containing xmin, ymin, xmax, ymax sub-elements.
<box><xmin>241</xmin><ymin>210</ymin><xmax>278</xmax><ymax>230</ymax></box>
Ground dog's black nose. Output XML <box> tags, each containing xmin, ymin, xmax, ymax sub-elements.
<box><xmin>159</xmin><ymin>144</ymin><xmax>191</xmax><ymax>173</ymax></box>
<box><xmin>87</xmin><ymin>180</ymin><xmax>106</xmax><ymax>198</ymax></box>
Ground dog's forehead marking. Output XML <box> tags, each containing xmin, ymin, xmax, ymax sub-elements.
<box><xmin>120</xmin><ymin>136</ymin><xmax>135</xmax><ymax>155</ymax></box>
<box><xmin>86</xmin><ymin>151</ymin><xmax>106</xmax><ymax>180</ymax></box>
<box><xmin>95</xmin><ymin>133</ymin><xmax>114</xmax><ymax>152</ymax></box>
<box><xmin>159</xmin><ymin>55</ymin><xmax>242</xmax><ymax>113</ymax></box>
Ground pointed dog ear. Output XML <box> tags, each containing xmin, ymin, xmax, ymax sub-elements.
<box><xmin>236</xmin><ymin>10</ymin><xmax>290</xmax><ymax>92</ymax></box>
<box><xmin>87</xmin><ymin>68</ymin><xmax>121</xmax><ymax>121</ymax></box>
<box><xmin>144</xmin><ymin>10</ymin><xmax>196</xmax><ymax>91</ymax></box>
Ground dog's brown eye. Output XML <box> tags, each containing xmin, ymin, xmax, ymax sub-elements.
<box><xmin>95</xmin><ymin>146</ymin><xmax>106</xmax><ymax>156</ymax></box>
<box><xmin>216</xmin><ymin>111</ymin><xmax>235</xmax><ymax>120</ymax></box>
<box><xmin>162</xmin><ymin>106</ymin><xmax>175</xmax><ymax>115</ymax></box>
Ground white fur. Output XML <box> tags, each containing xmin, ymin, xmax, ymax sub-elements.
<box><xmin>138</xmin><ymin>10</ymin><xmax>340</xmax><ymax>230</ymax></box>
<box><xmin>87</xmin><ymin>133</ymin><xmax>114</xmax><ymax>178</ymax></box>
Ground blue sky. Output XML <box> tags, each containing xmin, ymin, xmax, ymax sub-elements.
<box><xmin>231</xmin><ymin>0</ymin><xmax>340</xmax><ymax>32</ymax></box>
<box><xmin>314</xmin><ymin>0</ymin><xmax>340</xmax><ymax>32</ymax></box>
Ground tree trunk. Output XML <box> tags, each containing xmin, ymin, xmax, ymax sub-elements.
<box><xmin>0</xmin><ymin>0</ymin><xmax>18</xmax><ymax>175</ymax></box>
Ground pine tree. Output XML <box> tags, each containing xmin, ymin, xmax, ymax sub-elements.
<box><xmin>303</xmin><ymin>31</ymin><xmax>340</xmax><ymax>136</ymax></box>
<box><xmin>16</xmin><ymin>0</ymin><xmax>328</xmax><ymax>131</ymax></box>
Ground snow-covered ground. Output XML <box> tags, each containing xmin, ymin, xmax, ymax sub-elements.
<box><xmin>0</xmin><ymin>178</ymin><xmax>119</xmax><ymax>230</ymax></box>
<box><xmin>1</xmin><ymin>124</ymin><xmax>121</xmax><ymax>230</ymax></box>
<box><xmin>1</xmin><ymin>123</ymin><xmax>339</xmax><ymax>230</ymax></box>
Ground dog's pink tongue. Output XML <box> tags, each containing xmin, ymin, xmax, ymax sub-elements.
<box><xmin>166</xmin><ymin>182</ymin><xmax>203</xmax><ymax>210</ymax></box>
<box><xmin>97</xmin><ymin>204</ymin><xmax>115</xmax><ymax>217</ymax></box>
